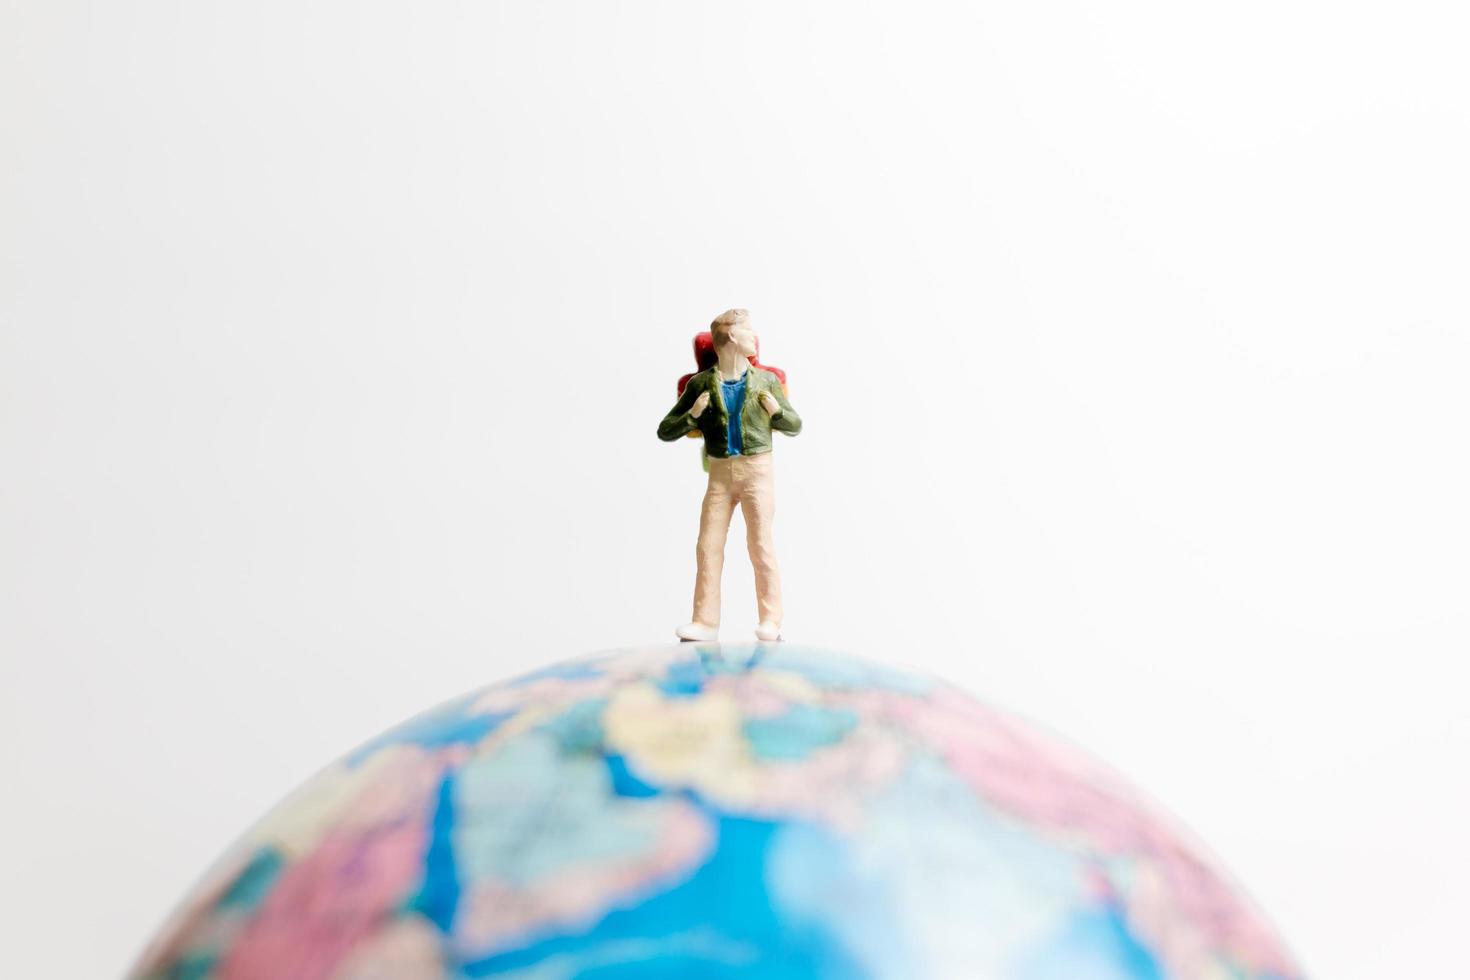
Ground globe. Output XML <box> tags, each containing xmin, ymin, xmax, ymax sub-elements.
<box><xmin>131</xmin><ymin>644</ymin><xmax>1301</xmax><ymax>980</ymax></box>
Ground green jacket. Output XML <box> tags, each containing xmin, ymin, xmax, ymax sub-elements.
<box><xmin>657</xmin><ymin>365</ymin><xmax>802</xmax><ymax>457</ymax></box>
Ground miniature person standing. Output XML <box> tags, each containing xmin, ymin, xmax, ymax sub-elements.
<box><xmin>658</xmin><ymin>309</ymin><xmax>802</xmax><ymax>642</ymax></box>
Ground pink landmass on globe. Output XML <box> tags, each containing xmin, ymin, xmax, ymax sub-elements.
<box><xmin>219</xmin><ymin>766</ymin><xmax>439</xmax><ymax>980</ymax></box>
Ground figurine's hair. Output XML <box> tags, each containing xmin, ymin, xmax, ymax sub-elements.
<box><xmin>710</xmin><ymin>308</ymin><xmax>750</xmax><ymax>348</ymax></box>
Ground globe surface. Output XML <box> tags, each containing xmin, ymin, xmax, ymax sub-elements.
<box><xmin>133</xmin><ymin>644</ymin><xmax>1301</xmax><ymax>980</ymax></box>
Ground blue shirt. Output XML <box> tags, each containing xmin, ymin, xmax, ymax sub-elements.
<box><xmin>719</xmin><ymin>370</ymin><xmax>747</xmax><ymax>455</ymax></box>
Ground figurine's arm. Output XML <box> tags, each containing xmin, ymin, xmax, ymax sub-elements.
<box><xmin>763</xmin><ymin>384</ymin><xmax>802</xmax><ymax>436</ymax></box>
<box><xmin>657</xmin><ymin>383</ymin><xmax>705</xmax><ymax>441</ymax></box>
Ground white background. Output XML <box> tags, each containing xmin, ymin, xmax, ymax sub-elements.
<box><xmin>3</xmin><ymin>2</ymin><xmax>1466</xmax><ymax>977</ymax></box>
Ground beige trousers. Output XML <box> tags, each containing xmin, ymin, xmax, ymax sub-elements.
<box><xmin>692</xmin><ymin>452</ymin><xmax>781</xmax><ymax>628</ymax></box>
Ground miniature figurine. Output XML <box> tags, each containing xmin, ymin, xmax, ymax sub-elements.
<box><xmin>658</xmin><ymin>309</ymin><xmax>802</xmax><ymax>642</ymax></box>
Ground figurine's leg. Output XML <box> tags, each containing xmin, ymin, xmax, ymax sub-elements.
<box><xmin>692</xmin><ymin>459</ymin><xmax>737</xmax><ymax>628</ymax></box>
<box><xmin>740</xmin><ymin>453</ymin><xmax>782</xmax><ymax>631</ymax></box>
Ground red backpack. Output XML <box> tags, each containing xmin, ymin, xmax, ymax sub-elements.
<box><xmin>675</xmin><ymin>332</ymin><xmax>788</xmax><ymax>468</ymax></box>
<box><xmin>676</xmin><ymin>331</ymin><xmax>788</xmax><ymax>411</ymax></box>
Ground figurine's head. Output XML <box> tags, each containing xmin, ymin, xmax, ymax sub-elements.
<box><xmin>710</xmin><ymin>308</ymin><xmax>758</xmax><ymax>359</ymax></box>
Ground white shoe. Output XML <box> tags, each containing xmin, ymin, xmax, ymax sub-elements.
<box><xmin>754</xmin><ymin>622</ymin><xmax>782</xmax><ymax>642</ymax></box>
<box><xmin>675</xmin><ymin>622</ymin><xmax>719</xmax><ymax>642</ymax></box>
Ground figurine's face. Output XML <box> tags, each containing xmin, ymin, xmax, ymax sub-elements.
<box><xmin>722</xmin><ymin>320</ymin><xmax>759</xmax><ymax>358</ymax></box>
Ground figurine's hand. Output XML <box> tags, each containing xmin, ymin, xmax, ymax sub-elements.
<box><xmin>759</xmin><ymin>391</ymin><xmax>781</xmax><ymax>416</ymax></box>
<box><xmin>690</xmin><ymin>391</ymin><xmax>711</xmax><ymax>418</ymax></box>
